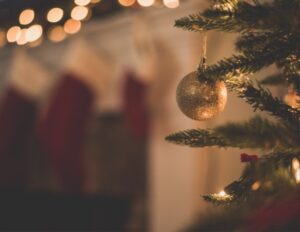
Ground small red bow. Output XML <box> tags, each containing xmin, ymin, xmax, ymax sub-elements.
<box><xmin>240</xmin><ymin>153</ymin><xmax>258</xmax><ymax>163</ymax></box>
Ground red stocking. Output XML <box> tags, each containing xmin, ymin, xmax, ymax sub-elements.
<box><xmin>38</xmin><ymin>74</ymin><xmax>93</xmax><ymax>194</ymax></box>
<box><xmin>123</xmin><ymin>71</ymin><xmax>149</xmax><ymax>139</ymax></box>
<box><xmin>0</xmin><ymin>88</ymin><xmax>37</xmax><ymax>188</ymax></box>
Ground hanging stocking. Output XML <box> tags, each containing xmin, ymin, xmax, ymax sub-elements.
<box><xmin>123</xmin><ymin>71</ymin><xmax>149</xmax><ymax>139</ymax></box>
<box><xmin>38</xmin><ymin>39</ymin><xmax>108</xmax><ymax>193</ymax></box>
<box><xmin>0</xmin><ymin>50</ymin><xmax>51</xmax><ymax>188</ymax></box>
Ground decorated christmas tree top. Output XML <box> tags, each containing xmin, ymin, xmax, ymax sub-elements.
<box><xmin>166</xmin><ymin>0</ymin><xmax>300</xmax><ymax>231</ymax></box>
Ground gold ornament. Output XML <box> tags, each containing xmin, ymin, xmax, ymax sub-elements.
<box><xmin>176</xmin><ymin>71</ymin><xmax>227</xmax><ymax>121</ymax></box>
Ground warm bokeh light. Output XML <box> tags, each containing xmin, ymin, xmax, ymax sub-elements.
<box><xmin>7</xmin><ymin>26</ymin><xmax>21</xmax><ymax>43</ymax></box>
<box><xmin>28</xmin><ymin>36</ymin><xmax>43</xmax><ymax>47</ymax></box>
<box><xmin>292</xmin><ymin>158</ymin><xmax>300</xmax><ymax>183</ymax></box>
<box><xmin>47</xmin><ymin>8</ymin><xmax>64</xmax><ymax>23</ymax></box>
<box><xmin>26</xmin><ymin>24</ymin><xmax>43</xmax><ymax>42</ymax></box>
<box><xmin>74</xmin><ymin>0</ymin><xmax>91</xmax><ymax>6</ymax></box>
<box><xmin>292</xmin><ymin>158</ymin><xmax>300</xmax><ymax>170</ymax></box>
<box><xmin>71</xmin><ymin>6</ymin><xmax>89</xmax><ymax>21</ymax></box>
<box><xmin>218</xmin><ymin>190</ymin><xmax>226</xmax><ymax>197</ymax></box>
<box><xmin>91</xmin><ymin>0</ymin><xmax>101</xmax><ymax>3</ymax></box>
<box><xmin>163</xmin><ymin>0</ymin><xmax>179</xmax><ymax>8</ymax></box>
<box><xmin>16</xmin><ymin>29</ymin><xmax>28</xmax><ymax>45</ymax></box>
<box><xmin>118</xmin><ymin>0</ymin><xmax>136</xmax><ymax>7</ymax></box>
<box><xmin>0</xmin><ymin>30</ymin><xmax>6</xmax><ymax>47</ymax></box>
<box><xmin>295</xmin><ymin>169</ymin><xmax>300</xmax><ymax>183</ymax></box>
<box><xmin>251</xmin><ymin>181</ymin><xmax>260</xmax><ymax>191</ymax></box>
<box><xmin>137</xmin><ymin>0</ymin><xmax>154</xmax><ymax>7</ymax></box>
<box><xmin>48</xmin><ymin>26</ymin><xmax>67</xmax><ymax>42</ymax></box>
<box><xmin>19</xmin><ymin>9</ymin><xmax>35</xmax><ymax>25</ymax></box>
<box><xmin>64</xmin><ymin>19</ymin><xmax>82</xmax><ymax>34</ymax></box>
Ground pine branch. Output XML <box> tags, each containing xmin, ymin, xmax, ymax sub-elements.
<box><xmin>215</xmin><ymin>116</ymin><xmax>295</xmax><ymax>149</ymax></box>
<box><xmin>166</xmin><ymin>116</ymin><xmax>297</xmax><ymax>149</ymax></box>
<box><xmin>235</xmin><ymin>31</ymin><xmax>289</xmax><ymax>56</ymax></box>
<box><xmin>174</xmin><ymin>1</ymin><xmax>262</xmax><ymax>33</ymax></box>
<box><xmin>199</xmin><ymin>36</ymin><xmax>297</xmax><ymax>82</ymax></box>
<box><xmin>175</xmin><ymin>1</ymin><xmax>300</xmax><ymax>33</ymax></box>
<box><xmin>203</xmin><ymin>149</ymin><xmax>300</xmax><ymax>206</ymax></box>
<box><xmin>225</xmin><ymin>77</ymin><xmax>300</xmax><ymax>131</ymax></box>
<box><xmin>280</xmin><ymin>54</ymin><xmax>300</xmax><ymax>93</ymax></box>
<box><xmin>165</xmin><ymin>129</ymin><xmax>227</xmax><ymax>148</ymax></box>
<box><xmin>260</xmin><ymin>74</ymin><xmax>286</xmax><ymax>86</ymax></box>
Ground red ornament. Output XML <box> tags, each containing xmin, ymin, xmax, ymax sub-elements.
<box><xmin>240</xmin><ymin>153</ymin><xmax>258</xmax><ymax>163</ymax></box>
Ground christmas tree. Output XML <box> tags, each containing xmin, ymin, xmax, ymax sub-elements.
<box><xmin>166</xmin><ymin>0</ymin><xmax>300</xmax><ymax>231</ymax></box>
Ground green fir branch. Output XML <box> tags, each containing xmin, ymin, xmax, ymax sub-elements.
<box><xmin>215</xmin><ymin>116</ymin><xmax>295</xmax><ymax>149</ymax></box>
<box><xmin>198</xmin><ymin>37</ymin><xmax>297</xmax><ymax>82</ymax></box>
<box><xmin>225</xmin><ymin>77</ymin><xmax>300</xmax><ymax>131</ymax></box>
<box><xmin>165</xmin><ymin>129</ymin><xmax>227</xmax><ymax>148</ymax></box>
<box><xmin>203</xmin><ymin>149</ymin><xmax>300</xmax><ymax>206</ymax></box>
<box><xmin>174</xmin><ymin>1</ymin><xmax>260</xmax><ymax>33</ymax></box>
<box><xmin>235</xmin><ymin>31</ymin><xmax>289</xmax><ymax>56</ymax></box>
<box><xmin>175</xmin><ymin>1</ymin><xmax>300</xmax><ymax>33</ymax></box>
<box><xmin>166</xmin><ymin>116</ymin><xmax>297</xmax><ymax>149</ymax></box>
<box><xmin>260</xmin><ymin>74</ymin><xmax>286</xmax><ymax>86</ymax></box>
<box><xmin>280</xmin><ymin>54</ymin><xmax>300</xmax><ymax>93</ymax></box>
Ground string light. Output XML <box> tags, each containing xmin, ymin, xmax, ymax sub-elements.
<box><xmin>74</xmin><ymin>0</ymin><xmax>91</xmax><ymax>6</ymax></box>
<box><xmin>295</xmin><ymin>169</ymin><xmax>300</xmax><ymax>183</ymax></box>
<box><xmin>47</xmin><ymin>8</ymin><xmax>64</xmax><ymax>23</ymax></box>
<box><xmin>137</xmin><ymin>0</ymin><xmax>155</xmax><ymax>7</ymax></box>
<box><xmin>25</xmin><ymin>24</ymin><xmax>43</xmax><ymax>42</ymax></box>
<box><xmin>16</xmin><ymin>29</ymin><xmax>28</xmax><ymax>45</ymax></box>
<box><xmin>292</xmin><ymin>158</ymin><xmax>300</xmax><ymax>170</ymax></box>
<box><xmin>48</xmin><ymin>26</ymin><xmax>67</xmax><ymax>42</ymax></box>
<box><xmin>0</xmin><ymin>30</ymin><xmax>6</xmax><ymax>47</ymax></box>
<box><xmin>7</xmin><ymin>26</ymin><xmax>21</xmax><ymax>43</ymax></box>
<box><xmin>19</xmin><ymin>9</ymin><xmax>35</xmax><ymax>25</ymax></box>
<box><xmin>3</xmin><ymin>0</ymin><xmax>178</xmax><ymax>47</ymax></box>
<box><xmin>163</xmin><ymin>0</ymin><xmax>180</xmax><ymax>8</ymax></box>
<box><xmin>211</xmin><ymin>190</ymin><xmax>233</xmax><ymax>201</ymax></box>
<box><xmin>292</xmin><ymin>158</ymin><xmax>300</xmax><ymax>183</ymax></box>
<box><xmin>28</xmin><ymin>36</ymin><xmax>43</xmax><ymax>47</ymax></box>
<box><xmin>71</xmin><ymin>6</ymin><xmax>89</xmax><ymax>21</ymax></box>
<box><xmin>251</xmin><ymin>181</ymin><xmax>260</xmax><ymax>191</ymax></box>
<box><xmin>64</xmin><ymin>19</ymin><xmax>82</xmax><ymax>34</ymax></box>
<box><xmin>218</xmin><ymin>190</ymin><xmax>226</xmax><ymax>197</ymax></box>
<box><xmin>118</xmin><ymin>0</ymin><xmax>136</xmax><ymax>7</ymax></box>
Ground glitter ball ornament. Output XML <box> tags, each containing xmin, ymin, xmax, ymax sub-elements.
<box><xmin>176</xmin><ymin>71</ymin><xmax>227</xmax><ymax>121</ymax></box>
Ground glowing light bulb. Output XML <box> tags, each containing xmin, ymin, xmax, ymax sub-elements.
<box><xmin>64</xmin><ymin>19</ymin><xmax>82</xmax><ymax>34</ymax></box>
<box><xmin>48</xmin><ymin>26</ymin><xmax>67</xmax><ymax>42</ymax></box>
<box><xmin>118</xmin><ymin>0</ymin><xmax>136</xmax><ymax>6</ymax></box>
<box><xmin>74</xmin><ymin>0</ymin><xmax>91</xmax><ymax>6</ymax></box>
<box><xmin>292</xmin><ymin>158</ymin><xmax>300</xmax><ymax>170</ymax></box>
<box><xmin>19</xmin><ymin>9</ymin><xmax>35</xmax><ymax>25</ymax></box>
<box><xmin>47</xmin><ymin>8</ymin><xmax>64</xmax><ymax>23</ymax></box>
<box><xmin>16</xmin><ymin>29</ymin><xmax>28</xmax><ymax>45</ymax></box>
<box><xmin>7</xmin><ymin>26</ymin><xmax>21</xmax><ymax>43</ymax></box>
<box><xmin>26</xmin><ymin>24</ymin><xmax>43</xmax><ymax>42</ymax></box>
<box><xmin>163</xmin><ymin>0</ymin><xmax>179</xmax><ymax>8</ymax></box>
<box><xmin>292</xmin><ymin>158</ymin><xmax>300</xmax><ymax>184</ymax></box>
<box><xmin>218</xmin><ymin>190</ymin><xmax>226</xmax><ymax>197</ymax></box>
<box><xmin>28</xmin><ymin>36</ymin><xmax>43</xmax><ymax>47</ymax></box>
<box><xmin>137</xmin><ymin>0</ymin><xmax>154</xmax><ymax>7</ymax></box>
<box><xmin>251</xmin><ymin>181</ymin><xmax>260</xmax><ymax>191</ymax></box>
<box><xmin>71</xmin><ymin>6</ymin><xmax>89</xmax><ymax>21</ymax></box>
<box><xmin>0</xmin><ymin>30</ymin><xmax>6</xmax><ymax>47</ymax></box>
